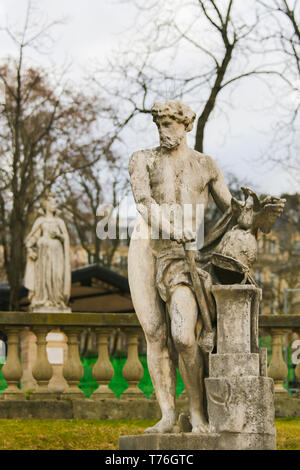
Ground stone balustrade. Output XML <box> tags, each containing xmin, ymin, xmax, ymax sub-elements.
<box><xmin>0</xmin><ymin>312</ymin><xmax>299</xmax><ymax>401</ymax></box>
<box><xmin>259</xmin><ymin>315</ymin><xmax>300</xmax><ymax>395</ymax></box>
<box><xmin>0</xmin><ymin>312</ymin><xmax>143</xmax><ymax>401</ymax></box>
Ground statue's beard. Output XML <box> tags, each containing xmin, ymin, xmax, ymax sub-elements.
<box><xmin>160</xmin><ymin>133</ymin><xmax>182</xmax><ymax>149</ymax></box>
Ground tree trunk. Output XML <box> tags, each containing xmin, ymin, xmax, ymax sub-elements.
<box><xmin>8</xmin><ymin>211</ymin><xmax>26</xmax><ymax>310</ymax></box>
<box><xmin>195</xmin><ymin>45</ymin><xmax>234</xmax><ymax>153</ymax></box>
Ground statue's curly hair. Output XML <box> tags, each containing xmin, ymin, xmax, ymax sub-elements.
<box><xmin>151</xmin><ymin>100</ymin><xmax>196</xmax><ymax>132</ymax></box>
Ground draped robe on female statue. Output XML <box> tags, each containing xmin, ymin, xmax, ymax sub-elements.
<box><xmin>24</xmin><ymin>215</ymin><xmax>71</xmax><ymax>312</ymax></box>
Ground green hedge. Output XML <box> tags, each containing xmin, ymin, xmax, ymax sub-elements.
<box><xmin>78</xmin><ymin>355</ymin><xmax>185</xmax><ymax>398</ymax></box>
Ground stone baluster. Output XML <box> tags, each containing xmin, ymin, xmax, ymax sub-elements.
<box><xmin>267</xmin><ymin>329</ymin><xmax>289</xmax><ymax>394</ymax></box>
<box><xmin>47</xmin><ymin>330</ymin><xmax>68</xmax><ymax>394</ymax></box>
<box><xmin>91</xmin><ymin>328</ymin><xmax>115</xmax><ymax>399</ymax></box>
<box><xmin>31</xmin><ymin>327</ymin><xmax>54</xmax><ymax>399</ymax></box>
<box><xmin>20</xmin><ymin>328</ymin><xmax>37</xmax><ymax>391</ymax></box>
<box><xmin>62</xmin><ymin>327</ymin><xmax>85</xmax><ymax>399</ymax></box>
<box><xmin>121</xmin><ymin>327</ymin><xmax>145</xmax><ymax>399</ymax></box>
<box><xmin>1</xmin><ymin>327</ymin><xmax>25</xmax><ymax>400</ymax></box>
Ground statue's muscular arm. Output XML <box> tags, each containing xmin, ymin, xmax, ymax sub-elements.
<box><xmin>206</xmin><ymin>156</ymin><xmax>232</xmax><ymax>213</ymax></box>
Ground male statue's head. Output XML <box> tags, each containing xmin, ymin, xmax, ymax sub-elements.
<box><xmin>151</xmin><ymin>100</ymin><xmax>196</xmax><ymax>150</ymax></box>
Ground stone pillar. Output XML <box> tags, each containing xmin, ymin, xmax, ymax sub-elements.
<box><xmin>121</xmin><ymin>327</ymin><xmax>144</xmax><ymax>399</ymax></box>
<box><xmin>216</xmin><ymin>285</ymin><xmax>252</xmax><ymax>354</ymax></box>
<box><xmin>205</xmin><ymin>285</ymin><xmax>276</xmax><ymax>450</ymax></box>
<box><xmin>91</xmin><ymin>328</ymin><xmax>115</xmax><ymax>399</ymax></box>
<box><xmin>267</xmin><ymin>329</ymin><xmax>288</xmax><ymax>394</ymax></box>
<box><xmin>31</xmin><ymin>327</ymin><xmax>54</xmax><ymax>399</ymax></box>
<box><xmin>62</xmin><ymin>327</ymin><xmax>85</xmax><ymax>399</ymax></box>
<box><xmin>1</xmin><ymin>327</ymin><xmax>25</xmax><ymax>400</ymax></box>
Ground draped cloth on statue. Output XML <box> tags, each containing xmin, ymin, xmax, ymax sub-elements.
<box><xmin>155</xmin><ymin>209</ymin><xmax>234</xmax><ymax>303</ymax></box>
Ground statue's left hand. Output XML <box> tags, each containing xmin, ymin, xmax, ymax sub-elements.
<box><xmin>50</xmin><ymin>230</ymin><xmax>64</xmax><ymax>241</ymax></box>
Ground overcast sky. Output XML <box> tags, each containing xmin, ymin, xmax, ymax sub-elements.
<box><xmin>0</xmin><ymin>0</ymin><xmax>298</xmax><ymax>197</ymax></box>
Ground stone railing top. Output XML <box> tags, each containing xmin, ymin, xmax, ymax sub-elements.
<box><xmin>0</xmin><ymin>311</ymin><xmax>298</xmax><ymax>331</ymax></box>
<box><xmin>259</xmin><ymin>314</ymin><xmax>300</xmax><ymax>329</ymax></box>
<box><xmin>0</xmin><ymin>311</ymin><xmax>140</xmax><ymax>328</ymax></box>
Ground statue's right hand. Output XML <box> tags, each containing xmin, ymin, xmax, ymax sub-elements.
<box><xmin>182</xmin><ymin>227</ymin><xmax>196</xmax><ymax>244</ymax></box>
<box><xmin>174</xmin><ymin>228</ymin><xmax>196</xmax><ymax>245</ymax></box>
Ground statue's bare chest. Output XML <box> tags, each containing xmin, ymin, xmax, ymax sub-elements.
<box><xmin>147</xmin><ymin>153</ymin><xmax>209</xmax><ymax>203</ymax></box>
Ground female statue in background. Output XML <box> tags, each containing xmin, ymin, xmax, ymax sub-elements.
<box><xmin>24</xmin><ymin>195</ymin><xmax>71</xmax><ymax>313</ymax></box>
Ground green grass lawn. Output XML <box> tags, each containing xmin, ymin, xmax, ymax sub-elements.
<box><xmin>0</xmin><ymin>418</ymin><xmax>298</xmax><ymax>450</ymax></box>
<box><xmin>276</xmin><ymin>418</ymin><xmax>300</xmax><ymax>450</ymax></box>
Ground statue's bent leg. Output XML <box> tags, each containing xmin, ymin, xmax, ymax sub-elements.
<box><xmin>128</xmin><ymin>238</ymin><xmax>177</xmax><ymax>433</ymax></box>
<box><xmin>169</xmin><ymin>285</ymin><xmax>209</xmax><ymax>433</ymax></box>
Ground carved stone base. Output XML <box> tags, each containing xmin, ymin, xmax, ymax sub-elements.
<box><xmin>118</xmin><ymin>432</ymin><xmax>276</xmax><ymax>450</ymax></box>
<box><xmin>205</xmin><ymin>376</ymin><xmax>275</xmax><ymax>435</ymax></box>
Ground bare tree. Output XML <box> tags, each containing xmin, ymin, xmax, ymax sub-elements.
<box><xmin>256</xmin><ymin>0</ymin><xmax>300</xmax><ymax>178</ymax></box>
<box><xmin>95</xmin><ymin>0</ymin><xmax>282</xmax><ymax>153</ymax></box>
<box><xmin>0</xmin><ymin>4</ymin><xmax>113</xmax><ymax>309</ymax></box>
<box><xmin>61</xmin><ymin>154</ymin><xmax>129</xmax><ymax>269</ymax></box>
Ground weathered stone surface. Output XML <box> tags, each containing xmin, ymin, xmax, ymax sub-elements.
<box><xmin>20</xmin><ymin>329</ymin><xmax>37</xmax><ymax>391</ymax></box>
<box><xmin>0</xmin><ymin>396</ymin><xmax>296</xmax><ymax>420</ymax></box>
<box><xmin>212</xmin><ymin>285</ymin><xmax>258</xmax><ymax>354</ymax></box>
<box><xmin>259</xmin><ymin>347</ymin><xmax>268</xmax><ymax>377</ymax></box>
<box><xmin>73</xmin><ymin>398</ymin><xmax>159</xmax><ymax>420</ymax></box>
<box><xmin>275</xmin><ymin>396</ymin><xmax>300</xmax><ymax>418</ymax></box>
<box><xmin>119</xmin><ymin>432</ymin><xmax>276</xmax><ymax>450</ymax></box>
<box><xmin>268</xmin><ymin>329</ymin><xmax>289</xmax><ymax>394</ymax></box>
<box><xmin>209</xmin><ymin>353</ymin><xmax>260</xmax><ymax>377</ymax></box>
<box><xmin>0</xmin><ymin>397</ymin><xmax>187</xmax><ymax>420</ymax></box>
<box><xmin>0</xmin><ymin>400</ymin><xmax>73</xmax><ymax>419</ymax></box>
<box><xmin>128</xmin><ymin>100</ymin><xmax>227</xmax><ymax>433</ymax></box>
<box><xmin>0</xmin><ymin>312</ymin><xmax>139</xmax><ymax>327</ymax></box>
<box><xmin>124</xmin><ymin>99</ymin><xmax>284</xmax><ymax>446</ymax></box>
<box><xmin>205</xmin><ymin>376</ymin><xmax>275</xmax><ymax>435</ymax></box>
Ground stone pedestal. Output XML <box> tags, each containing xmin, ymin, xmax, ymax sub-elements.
<box><xmin>119</xmin><ymin>284</ymin><xmax>276</xmax><ymax>451</ymax></box>
<box><xmin>204</xmin><ymin>285</ymin><xmax>276</xmax><ymax>449</ymax></box>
